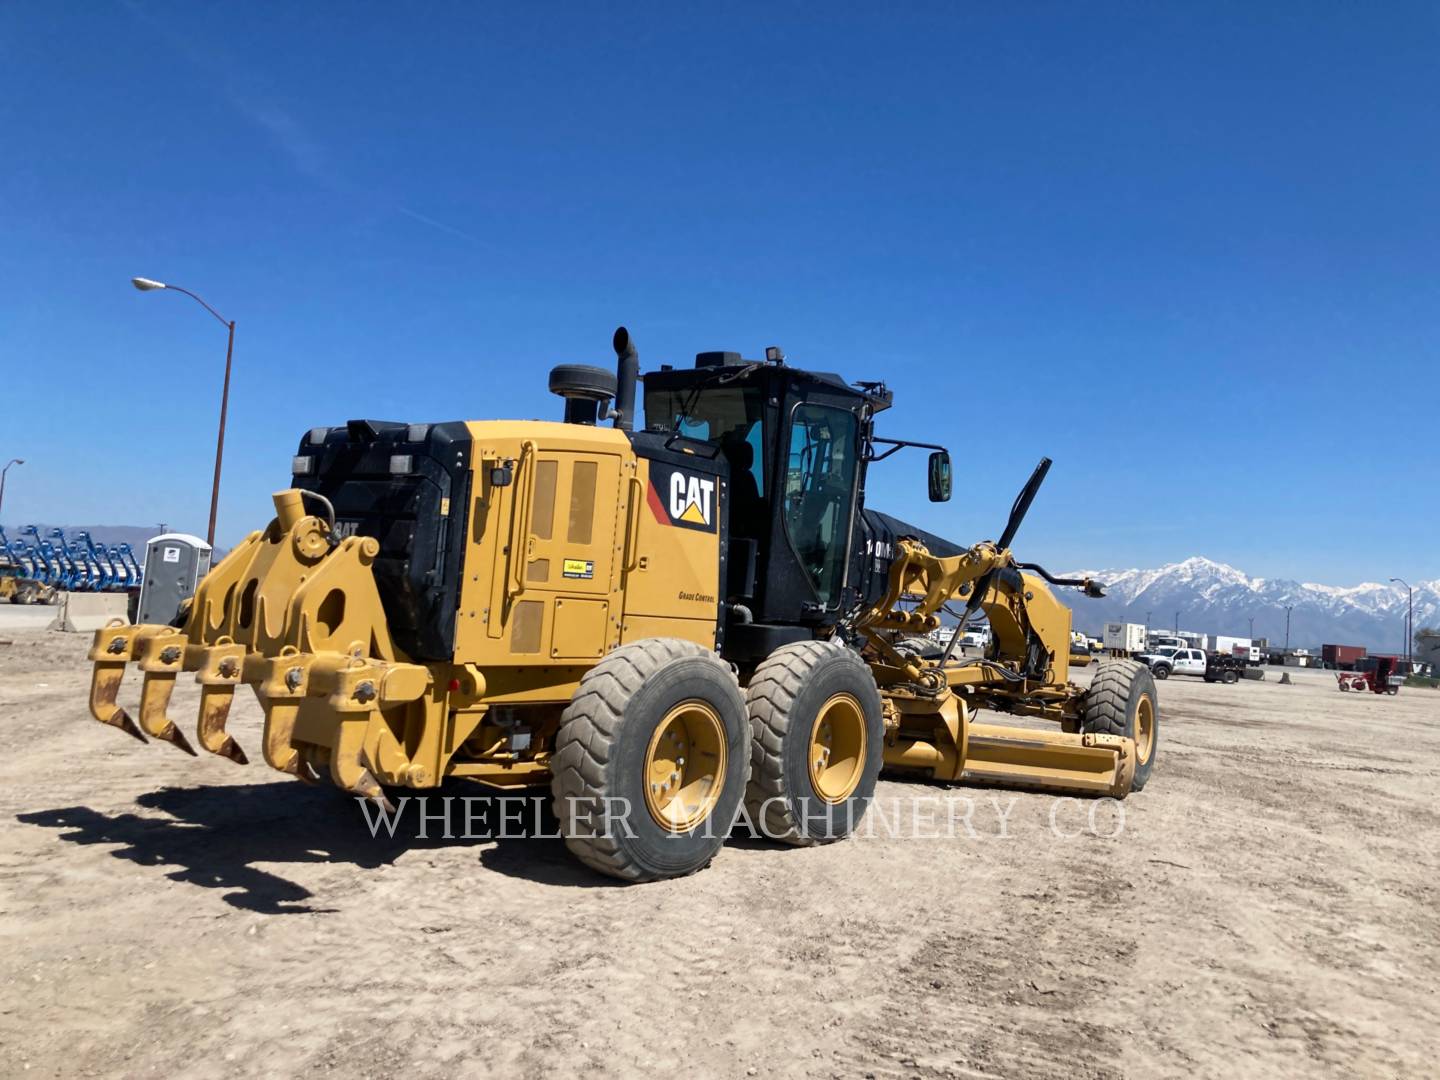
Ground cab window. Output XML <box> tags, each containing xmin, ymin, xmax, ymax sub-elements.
<box><xmin>644</xmin><ymin>384</ymin><xmax>766</xmax><ymax>498</ymax></box>
<box><xmin>782</xmin><ymin>403</ymin><xmax>858</xmax><ymax>606</ymax></box>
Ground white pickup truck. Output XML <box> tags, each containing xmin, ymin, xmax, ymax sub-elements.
<box><xmin>1137</xmin><ymin>646</ymin><xmax>1244</xmax><ymax>683</ymax></box>
<box><xmin>1136</xmin><ymin>646</ymin><xmax>1207</xmax><ymax>680</ymax></box>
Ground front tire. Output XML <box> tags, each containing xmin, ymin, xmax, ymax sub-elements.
<box><xmin>551</xmin><ymin>639</ymin><xmax>748</xmax><ymax>882</ymax></box>
<box><xmin>1151</xmin><ymin>664</ymin><xmax>1170</xmax><ymax>680</ymax></box>
<box><xmin>744</xmin><ymin>640</ymin><xmax>883</xmax><ymax>845</ymax></box>
<box><xmin>1083</xmin><ymin>659</ymin><xmax>1158</xmax><ymax>792</ymax></box>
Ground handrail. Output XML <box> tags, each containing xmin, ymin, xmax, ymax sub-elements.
<box><xmin>507</xmin><ymin>441</ymin><xmax>538</xmax><ymax>600</ymax></box>
<box><xmin>622</xmin><ymin>474</ymin><xmax>644</xmax><ymax>573</ymax></box>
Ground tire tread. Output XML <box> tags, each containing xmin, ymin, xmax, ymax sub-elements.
<box><xmin>743</xmin><ymin>640</ymin><xmax>878</xmax><ymax>845</ymax></box>
<box><xmin>552</xmin><ymin>638</ymin><xmax>721</xmax><ymax>881</ymax></box>
<box><xmin>1082</xmin><ymin>658</ymin><xmax>1157</xmax><ymax>790</ymax></box>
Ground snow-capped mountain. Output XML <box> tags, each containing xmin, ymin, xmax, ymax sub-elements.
<box><xmin>1063</xmin><ymin>556</ymin><xmax>1439</xmax><ymax>652</ymax></box>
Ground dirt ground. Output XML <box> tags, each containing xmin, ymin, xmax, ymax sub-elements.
<box><xmin>2</xmin><ymin>630</ymin><xmax>1437</xmax><ymax>1079</ymax></box>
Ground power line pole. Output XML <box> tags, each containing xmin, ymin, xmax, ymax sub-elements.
<box><xmin>0</xmin><ymin>458</ymin><xmax>23</xmax><ymax>520</ymax></box>
<box><xmin>1284</xmin><ymin>605</ymin><xmax>1293</xmax><ymax>651</ymax></box>
<box><xmin>1391</xmin><ymin>578</ymin><xmax>1413</xmax><ymax>669</ymax></box>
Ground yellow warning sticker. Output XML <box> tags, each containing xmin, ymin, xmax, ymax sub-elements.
<box><xmin>562</xmin><ymin>558</ymin><xmax>595</xmax><ymax>579</ymax></box>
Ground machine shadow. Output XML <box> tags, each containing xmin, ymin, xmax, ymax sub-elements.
<box><xmin>17</xmin><ymin>781</ymin><xmax>617</xmax><ymax>912</ymax></box>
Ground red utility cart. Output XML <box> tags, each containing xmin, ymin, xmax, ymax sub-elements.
<box><xmin>1337</xmin><ymin>655</ymin><xmax>1404</xmax><ymax>695</ymax></box>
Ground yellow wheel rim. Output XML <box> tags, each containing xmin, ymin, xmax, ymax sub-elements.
<box><xmin>808</xmin><ymin>693</ymin><xmax>867</xmax><ymax>805</ymax></box>
<box><xmin>643</xmin><ymin>700</ymin><xmax>727</xmax><ymax>832</ymax></box>
<box><xmin>1135</xmin><ymin>692</ymin><xmax>1155</xmax><ymax>765</ymax></box>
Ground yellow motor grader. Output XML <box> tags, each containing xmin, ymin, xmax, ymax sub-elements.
<box><xmin>85</xmin><ymin>329</ymin><xmax>1158</xmax><ymax>881</ymax></box>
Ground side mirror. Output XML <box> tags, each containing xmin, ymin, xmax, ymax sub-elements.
<box><xmin>927</xmin><ymin>450</ymin><xmax>952</xmax><ymax>502</ymax></box>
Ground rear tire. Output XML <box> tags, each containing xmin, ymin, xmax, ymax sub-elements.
<box><xmin>1222</xmin><ymin>669</ymin><xmax>1239</xmax><ymax>685</ymax></box>
<box><xmin>744</xmin><ymin>640</ymin><xmax>883</xmax><ymax>845</ymax></box>
<box><xmin>892</xmin><ymin>638</ymin><xmax>923</xmax><ymax>661</ymax></box>
<box><xmin>1082</xmin><ymin>659</ymin><xmax>1158</xmax><ymax>792</ymax></box>
<box><xmin>551</xmin><ymin>638</ymin><xmax>748</xmax><ymax>882</ymax></box>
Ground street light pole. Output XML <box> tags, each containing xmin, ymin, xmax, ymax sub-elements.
<box><xmin>132</xmin><ymin>278</ymin><xmax>234</xmax><ymax>548</ymax></box>
<box><xmin>1284</xmin><ymin>605</ymin><xmax>1293</xmax><ymax>651</ymax></box>
<box><xmin>0</xmin><ymin>458</ymin><xmax>23</xmax><ymax>521</ymax></box>
<box><xmin>208</xmin><ymin>318</ymin><xmax>236</xmax><ymax>549</ymax></box>
<box><xmin>1391</xmin><ymin>578</ymin><xmax>1413</xmax><ymax>668</ymax></box>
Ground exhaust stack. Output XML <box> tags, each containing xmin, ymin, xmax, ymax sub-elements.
<box><xmin>612</xmin><ymin>326</ymin><xmax>638</xmax><ymax>433</ymax></box>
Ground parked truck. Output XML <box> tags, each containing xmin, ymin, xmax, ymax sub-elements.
<box><xmin>1136</xmin><ymin>645</ymin><xmax>1245</xmax><ymax>684</ymax></box>
<box><xmin>1104</xmin><ymin>621</ymin><xmax>1148</xmax><ymax>655</ymax></box>
<box><xmin>1322</xmin><ymin>643</ymin><xmax>1366</xmax><ymax>671</ymax></box>
<box><xmin>1212</xmin><ymin>635</ymin><xmax>1261</xmax><ymax>665</ymax></box>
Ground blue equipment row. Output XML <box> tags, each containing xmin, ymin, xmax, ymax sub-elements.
<box><xmin>0</xmin><ymin>525</ymin><xmax>143</xmax><ymax>594</ymax></box>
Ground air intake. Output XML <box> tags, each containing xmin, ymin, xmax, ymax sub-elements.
<box><xmin>548</xmin><ymin>364</ymin><xmax>617</xmax><ymax>426</ymax></box>
<box><xmin>696</xmin><ymin>351</ymin><xmax>740</xmax><ymax>368</ymax></box>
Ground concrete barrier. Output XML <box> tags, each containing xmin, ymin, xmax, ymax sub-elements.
<box><xmin>1243</xmin><ymin>667</ymin><xmax>1266</xmax><ymax>681</ymax></box>
<box><xmin>48</xmin><ymin>592</ymin><xmax>131</xmax><ymax>633</ymax></box>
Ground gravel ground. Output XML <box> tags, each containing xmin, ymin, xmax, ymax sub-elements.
<box><xmin>2</xmin><ymin>630</ymin><xmax>1437</xmax><ymax>1078</ymax></box>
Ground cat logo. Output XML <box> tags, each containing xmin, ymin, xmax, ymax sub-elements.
<box><xmin>646</xmin><ymin>463</ymin><xmax>719</xmax><ymax>533</ymax></box>
<box><xmin>332</xmin><ymin>520</ymin><xmax>360</xmax><ymax>540</ymax></box>
<box><xmin>669</xmin><ymin>472</ymin><xmax>715</xmax><ymax>526</ymax></box>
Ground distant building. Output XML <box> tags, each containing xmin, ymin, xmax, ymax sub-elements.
<box><xmin>1417</xmin><ymin>629</ymin><xmax>1440</xmax><ymax>675</ymax></box>
<box><xmin>1264</xmin><ymin>646</ymin><xmax>1317</xmax><ymax>667</ymax></box>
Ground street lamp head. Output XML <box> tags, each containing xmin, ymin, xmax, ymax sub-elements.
<box><xmin>131</xmin><ymin>277</ymin><xmax>167</xmax><ymax>291</ymax></box>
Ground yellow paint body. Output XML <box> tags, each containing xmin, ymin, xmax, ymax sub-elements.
<box><xmin>87</xmin><ymin>421</ymin><xmax>724</xmax><ymax>800</ymax></box>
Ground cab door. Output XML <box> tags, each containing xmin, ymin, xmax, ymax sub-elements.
<box><xmin>1178</xmin><ymin>649</ymin><xmax>1206</xmax><ymax>676</ymax></box>
<box><xmin>764</xmin><ymin>397</ymin><xmax>863</xmax><ymax>621</ymax></box>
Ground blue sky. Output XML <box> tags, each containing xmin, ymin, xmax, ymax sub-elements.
<box><xmin>2</xmin><ymin>3</ymin><xmax>1435</xmax><ymax>583</ymax></box>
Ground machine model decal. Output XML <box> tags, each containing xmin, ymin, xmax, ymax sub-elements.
<box><xmin>865</xmin><ymin>538</ymin><xmax>894</xmax><ymax>560</ymax></box>
<box><xmin>645</xmin><ymin>463</ymin><xmax>718</xmax><ymax>533</ymax></box>
<box><xmin>562</xmin><ymin>558</ymin><xmax>595</xmax><ymax>579</ymax></box>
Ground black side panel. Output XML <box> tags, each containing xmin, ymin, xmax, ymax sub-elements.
<box><xmin>725</xmin><ymin>621</ymin><xmax>813</xmax><ymax>660</ymax></box>
<box><xmin>292</xmin><ymin>421</ymin><xmax>472</xmax><ymax>661</ymax></box>
<box><xmin>851</xmin><ymin>509</ymin><xmax>969</xmax><ymax>615</ymax></box>
<box><xmin>867</xmin><ymin>511</ymin><xmax>966</xmax><ymax>560</ymax></box>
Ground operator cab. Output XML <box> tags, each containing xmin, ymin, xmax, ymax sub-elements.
<box><xmin>642</xmin><ymin>349</ymin><xmax>944</xmax><ymax>661</ymax></box>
